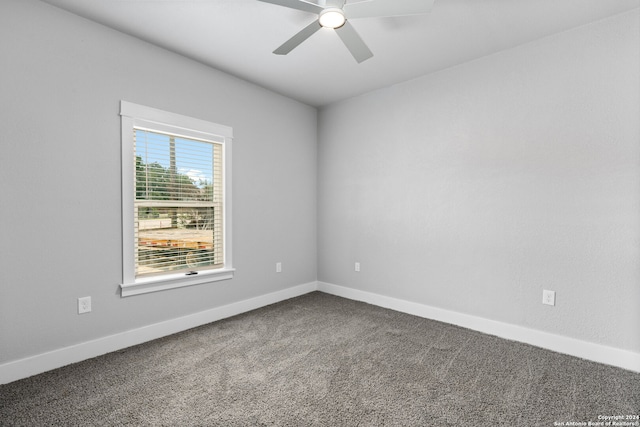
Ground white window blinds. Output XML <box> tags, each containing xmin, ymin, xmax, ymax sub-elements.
<box><xmin>133</xmin><ymin>128</ymin><xmax>224</xmax><ymax>278</ymax></box>
<box><xmin>120</xmin><ymin>101</ymin><xmax>233</xmax><ymax>296</ymax></box>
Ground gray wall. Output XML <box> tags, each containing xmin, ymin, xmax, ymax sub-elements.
<box><xmin>0</xmin><ymin>0</ymin><xmax>317</xmax><ymax>364</ymax></box>
<box><xmin>1</xmin><ymin>0</ymin><xmax>638</xmax><ymax>368</ymax></box>
<box><xmin>318</xmin><ymin>10</ymin><xmax>640</xmax><ymax>353</ymax></box>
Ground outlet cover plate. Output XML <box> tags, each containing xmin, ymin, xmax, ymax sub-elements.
<box><xmin>542</xmin><ymin>290</ymin><xmax>556</xmax><ymax>306</ymax></box>
<box><xmin>78</xmin><ymin>296</ymin><xmax>92</xmax><ymax>314</ymax></box>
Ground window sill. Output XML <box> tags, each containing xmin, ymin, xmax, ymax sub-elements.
<box><xmin>120</xmin><ymin>268</ymin><xmax>235</xmax><ymax>297</ymax></box>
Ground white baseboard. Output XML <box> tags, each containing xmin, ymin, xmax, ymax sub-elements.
<box><xmin>0</xmin><ymin>281</ymin><xmax>318</xmax><ymax>385</ymax></box>
<box><xmin>3</xmin><ymin>280</ymin><xmax>638</xmax><ymax>385</ymax></box>
<box><xmin>318</xmin><ymin>281</ymin><xmax>640</xmax><ymax>373</ymax></box>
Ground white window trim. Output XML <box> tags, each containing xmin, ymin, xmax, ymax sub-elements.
<box><xmin>120</xmin><ymin>101</ymin><xmax>234</xmax><ymax>297</ymax></box>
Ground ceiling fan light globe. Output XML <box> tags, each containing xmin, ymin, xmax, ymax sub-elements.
<box><xmin>319</xmin><ymin>8</ymin><xmax>346</xmax><ymax>29</ymax></box>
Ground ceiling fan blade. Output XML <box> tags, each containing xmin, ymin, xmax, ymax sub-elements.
<box><xmin>257</xmin><ymin>0</ymin><xmax>324</xmax><ymax>14</ymax></box>
<box><xmin>274</xmin><ymin>20</ymin><xmax>322</xmax><ymax>55</ymax></box>
<box><xmin>324</xmin><ymin>0</ymin><xmax>346</xmax><ymax>7</ymax></box>
<box><xmin>335</xmin><ymin>21</ymin><xmax>373</xmax><ymax>63</ymax></box>
<box><xmin>343</xmin><ymin>0</ymin><xmax>434</xmax><ymax>19</ymax></box>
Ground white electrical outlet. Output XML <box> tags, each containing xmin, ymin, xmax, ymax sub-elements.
<box><xmin>355</xmin><ymin>262</ymin><xmax>360</xmax><ymax>272</ymax></box>
<box><xmin>78</xmin><ymin>296</ymin><xmax>92</xmax><ymax>314</ymax></box>
<box><xmin>542</xmin><ymin>290</ymin><xmax>556</xmax><ymax>306</ymax></box>
<box><xmin>276</xmin><ymin>262</ymin><xmax>282</xmax><ymax>273</ymax></box>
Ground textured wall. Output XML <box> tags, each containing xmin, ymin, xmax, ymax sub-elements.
<box><xmin>318</xmin><ymin>10</ymin><xmax>640</xmax><ymax>352</ymax></box>
<box><xmin>0</xmin><ymin>0</ymin><xmax>317</xmax><ymax>363</ymax></box>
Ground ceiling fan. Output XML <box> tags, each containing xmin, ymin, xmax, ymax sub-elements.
<box><xmin>257</xmin><ymin>0</ymin><xmax>435</xmax><ymax>63</ymax></box>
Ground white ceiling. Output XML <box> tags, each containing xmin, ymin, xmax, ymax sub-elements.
<box><xmin>41</xmin><ymin>0</ymin><xmax>639</xmax><ymax>107</ymax></box>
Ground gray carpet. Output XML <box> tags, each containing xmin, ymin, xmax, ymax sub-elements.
<box><xmin>1</xmin><ymin>292</ymin><xmax>638</xmax><ymax>426</ymax></box>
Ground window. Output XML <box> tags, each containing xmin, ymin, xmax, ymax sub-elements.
<box><xmin>120</xmin><ymin>101</ymin><xmax>233</xmax><ymax>296</ymax></box>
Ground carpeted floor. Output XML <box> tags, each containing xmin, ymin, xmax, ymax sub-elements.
<box><xmin>1</xmin><ymin>292</ymin><xmax>638</xmax><ymax>426</ymax></box>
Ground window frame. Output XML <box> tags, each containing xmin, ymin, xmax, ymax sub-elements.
<box><xmin>120</xmin><ymin>101</ymin><xmax>234</xmax><ymax>297</ymax></box>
